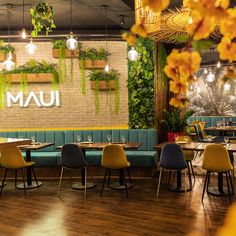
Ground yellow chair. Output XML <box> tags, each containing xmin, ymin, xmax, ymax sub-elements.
<box><xmin>0</xmin><ymin>146</ymin><xmax>38</xmax><ymax>196</ymax></box>
<box><xmin>176</xmin><ymin>135</ymin><xmax>195</xmax><ymax>186</ymax></box>
<box><xmin>100</xmin><ymin>144</ymin><xmax>131</xmax><ymax>197</ymax></box>
<box><xmin>202</xmin><ymin>144</ymin><xmax>234</xmax><ymax>203</ymax></box>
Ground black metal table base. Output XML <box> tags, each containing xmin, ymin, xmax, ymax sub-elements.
<box><xmin>71</xmin><ymin>182</ymin><xmax>96</xmax><ymax>190</ymax></box>
<box><xmin>17</xmin><ymin>181</ymin><xmax>42</xmax><ymax>189</ymax></box>
<box><xmin>207</xmin><ymin>187</ymin><xmax>234</xmax><ymax>196</ymax></box>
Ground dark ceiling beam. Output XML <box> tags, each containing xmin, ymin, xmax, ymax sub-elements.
<box><xmin>120</xmin><ymin>0</ymin><xmax>134</xmax><ymax>10</ymax></box>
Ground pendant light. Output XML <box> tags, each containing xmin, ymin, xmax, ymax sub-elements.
<box><xmin>21</xmin><ymin>0</ymin><xmax>27</xmax><ymax>39</ymax></box>
<box><xmin>103</xmin><ymin>5</ymin><xmax>109</xmax><ymax>72</ymax></box>
<box><xmin>128</xmin><ymin>47</ymin><xmax>139</xmax><ymax>61</ymax></box>
<box><xmin>26</xmin><ymin>37</ymin><xmax>37</xmax><ymax>54</ymax></box>
<box><xmin>66</xmin><ymin>0</ymin><xmax>78</xmax><ymax>50</ymax></box>
<box><xmin>3</xmin><ymin>5</ymin><xmax>15</xmax><ymax>71</ymax></box>
<box><xmin>206</xmin><ymin>48</ymin><xmax>215</xmax><ymax>83</ymax></box>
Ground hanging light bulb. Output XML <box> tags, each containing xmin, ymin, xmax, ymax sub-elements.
<box><xmin>206</xmin><ymin>69</ymin><xmax>215</xmax><ymax>82</ymax></box>
<box><xmin>21</xmin><ymin>28</ymin><xmax>27</xmax><ymax>39</ymax></box>
<box><xmin>66</xmin><ymin>31</ymin><xmax>78</xmax><ymax>50</ymax></box>
<box><xmin>26</xmin><ymin>38</ymin><xmax>37</xmax><ymax>55</ymax></box>
<box><xmin>217</xmin><ymin>60</ymin><xmax>221</xmax><ymax>68</ymax></box>
<box><xmin>224</xmin><ymin>83</ymin><xmax>231</xmax><ymax>91</ymax></box>
<box><xmin>197</xmin><ymin>86</ymin><xmax>201</xmax><ymax>93</ymax></box>
<box><xmin>128</xmin><ymin>47</ymin><xmax>139</xmax><ymax>61</ymax></box>
<box><xmin>3</xmin><ymin>52</ymin><xmax>15</xmax><ymax>71</ymax></box>
<box><xmin>188</xmin><ymin>16</ymin><xmax>193</xmax><ymax>24</ymax></box>
<box><xmin>104</xmin><ymin>63</ymin><xmax>110</xmax><ymax>72</ymax></box>
<box><xmin>204</xmin><ymin>68</ymin><xmax>208</xmax><ymax>74</ymax></box>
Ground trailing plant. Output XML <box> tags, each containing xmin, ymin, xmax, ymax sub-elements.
<box><xmin>52</xmin><ymin>40</ymin><xmax>66</xmax><ymax>82</ymax></box>
<box><xmin>0</xmin><ymin>74</ymin><xmax>5</xmax><ymax>109</ymax></box>
<box><xmin>128</xmin><ymin>38</ymin><xmax>155</xmax><ymax>129</ymax></box>
<box><xmin>161</xmin><ymin>109</ymin><xmax>195</xmax><ymax>132</ymax></box>
<box><xmin>89</xmin><ymin>69</ymin><xmax>120</xmax><ymax>113</ymax></box>
<box><xmin>1</xmin><ymin>59</ymin><xmax>59</xmax><ymax>89</ymax></box>
<box><xmin>0</xmin><ymin>41</ymin><xmax>15</xmax><ymax>54</ymax></box>
<box><xmin>30</xmin><ymin>1</ymin><xmax>56</xmax><ymax>36</ymax></box>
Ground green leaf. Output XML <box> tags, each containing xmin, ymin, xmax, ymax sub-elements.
<box><xmin>192</xmin><ymin>40</ymin><xmax>214</xmax><ymax>52</ymax></box>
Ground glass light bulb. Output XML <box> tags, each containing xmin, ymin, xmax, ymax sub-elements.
<box><xmin>26</xmin><ymin>39</ymin><xmax>37</xmax><ymax>55</ymax></box>
<box><xmin>188</xmin><ymin>16</ymin><xmax>193</xmax><ymax>24</ymax></box>
<box><xmin>3</xmin><ymin>53</ymin><xmax>15</xmax><ymax>71</ymax></box>
<box><xmin>217</xmin><ymin>61</ymin><xmax>221</xmax><ymax>68</ymax></box>
<box><xmin>66</xmin><ymin>33</ymin><xmax>78</xmax><ymax>50</ymax></box>
<box><xmin>21</xmin><ymin>28</ymin><xmax>27</xmax><ymax>39</ymax></box>
<box><xmin>206</xmin><ymin>71</ymin><xmax>215</xmax><ymax>82</ymax></box>
<box><xmin>104</xmin><ymin>64</ymin><xmax>110</xmax><ymax>72</ymax></box>
<box><xmin>197</xmin><ymin>86</ymin><xmax>201</xmax><ymax>93</ymax></box>
<box><xmin>204</xmin><ymin>68</ymin><xmax>207</xmax><ymax>74</ymax></box>
<box><xmin>224</xmin><ymin>83</ymin><xmax>230</xmax><ymax>91</ymax></box>
<box><xmin>128</xmin><ymin>47</ymin><xmax>139</xmax><ymax>61</ymax></box>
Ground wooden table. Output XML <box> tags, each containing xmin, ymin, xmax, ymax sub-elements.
<box><xmin>205</xmin><ymin>126</ymin><xmax>236</xmax><ymax>136</ymax></box>
<box><xmin>18</xmin><ymin>142</ymin><xmax>54</xmax><ymax>189</ymax></box>
<box><xmin>57</xmin><ymin>142</ymin><xmax>143</xmax><ymax>190</ymax></box>
<box><xmin>0</xmin><ymin>137</ymin><xmax>31</xmax><ymax>148</ymax></box>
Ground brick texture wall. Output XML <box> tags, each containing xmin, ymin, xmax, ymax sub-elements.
<box><xmin>0</xmin><ymin>41</ymin><xmax>129</xmax><ymax>129</ymax></box>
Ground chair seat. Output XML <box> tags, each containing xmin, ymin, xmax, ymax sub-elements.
<box><xmin>25</xmin><ymin>161</ymin><xmax>36</xmax><ymax>167</ymax></box>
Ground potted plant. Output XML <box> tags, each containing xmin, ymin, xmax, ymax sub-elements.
<box><xmin>89</xmin><ymin>69</ymin><xmax>120</xmax><ymax>113</ymax></box>
<box><xmin>2</xmin><ymin>59</ymin><xmax>59</xmax><ymax>85</ymax></box>
<box><xmin>161</xmin><ymin>109</ymin><xmax>195</xmax><ymax>141</ymax></box>
<box><xmin>52</xmin><ymin>39</ymin><xmax>81</xmax><ymax>58</ymax></box>
<box><xmin>30</xmin><ymin>1</ymin><xmax>56</xmax><ymax>36</ymax></box>
<box><xmin>0</xmin><ymin>42</ymin><xmax>15</xmax><ymax>62</ymax></box>
<box><xmin>79</xmin><ymin>47</ymin><xmax>109</xmax><ymax>69</ymax></box>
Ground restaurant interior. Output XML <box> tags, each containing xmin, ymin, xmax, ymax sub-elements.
<box><xmin>0</xmin><ymin>0</ymin><xmax>236</xmax><ymax>235</ymax></box>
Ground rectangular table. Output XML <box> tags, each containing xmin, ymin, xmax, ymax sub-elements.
<box><xmin>0</xmin><ymin>137</ymin><xmax>31</xmax><ymax>148</ymax></box>
<box><xmin>205</xmin><ymin>126</ymin><xmax>236</xmax><ymax>136</ymax></box>
<box><xmin>18</xmin><ymin>142</ymin><xmax>54</xmax><ymax>189</ymax></box>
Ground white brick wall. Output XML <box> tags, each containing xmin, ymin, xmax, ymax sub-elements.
<box><xmin>0</xmin><ymin>41</ymin><xmax>129</xmax><ymax>129</ymax></box>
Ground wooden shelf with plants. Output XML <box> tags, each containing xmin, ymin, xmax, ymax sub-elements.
<box><xmin>52</xmin><ymin>40</ymin><xmax>81</xmax><ymax>59</ymax></box>
<box><xmin>1</xmin><ymin>59</ymin><xmax>59</xmax><ymax>83</ymax></box>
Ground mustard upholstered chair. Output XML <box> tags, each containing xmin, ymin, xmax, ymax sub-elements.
<box><xmin>0</xmin><ymin>146</ymin><xmax>38</xmax><ymax>197</ymax></box>
<box><xmin>202</xmin><ymin>144</ymin><xmax>234</xmax><ymax>203</ymax></box>
<box><xmin>176</xmin><ymin>135</ymin><xmax>195</xmax><ymax>186</ymax></box>
<box><xmin>100</xmin><ymin>144</ymin><xmax>131</xmax><ymax>197</ymax></box>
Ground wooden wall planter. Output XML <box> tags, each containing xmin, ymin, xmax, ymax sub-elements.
<box><xmin>0</xmin><ymin>53</ymin><xmax>16</xmax><ymax>62</ymax></box>
<box><xmin>80</xmin><ymin>60</ymin><xmax>106</xmax><ymax>69</ymax></box>
<box><xmin>4</xmin><ymin>73</ymin><xmax>54</xmax><ymax>83</ymax></box>
<box><xmin>90</xmin><ymin>80</ymin><xmax>115</xmax><ymax>90</ymax></box>
<box><xmin>52</xmin><ymin>48</ymin><xmax>79</xmax><ymax>58</ymax></box>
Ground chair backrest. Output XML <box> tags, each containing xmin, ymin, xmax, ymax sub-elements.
<box><xmin>160</xmin><ymin>143</ymin><xmax>187</xmax><ymax>170</ymax></box>
<box><xmin>61</xmin><ymin>144</ymin><xmax>87</xmax><ymax>169</ymax></box>
<box><xmin>101</xmin><ymin>144</ymin><xmax>129</xmax><ymax>169</ymax></box>
<box><xmin>202</xmin><ymin>144</ymin><xmax>233</xmax><ymax>172</ymax></box>
<box><xmin>0</xmin><ymin>146</ymin><xmax>26</xmax><ymax>169</ymax></box>
<box><xmin>193</xmin><ymin>124</ymin><xmax>206</xmax><ymax>142</ymax></box>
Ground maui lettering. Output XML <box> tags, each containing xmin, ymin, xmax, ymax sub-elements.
<box><xmin>7</xmin><ymin>91</ymin><xmax>60</xmax><ymax>108</ymax></box>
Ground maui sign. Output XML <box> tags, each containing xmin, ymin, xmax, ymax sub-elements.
<box><xmin>7</xmin><ymin>91</ymin><xmax>60</xmax><ymax>108</ymax></box>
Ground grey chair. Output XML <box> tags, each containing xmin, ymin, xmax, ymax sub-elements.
<box><xmin>57</xmin><ymin>144</ymin><xmax>88</xmax><ymax>197</ymax></box>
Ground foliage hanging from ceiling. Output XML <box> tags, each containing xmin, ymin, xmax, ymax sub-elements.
<box><xmin>122</xmin><ymin>0</ymin><xmax>236</xmax><ymax>110</ymax></box>
<box><xmin>128</xmin><ymin>37</ymin><xmax>155</xmax><ymax>129</ymax></box>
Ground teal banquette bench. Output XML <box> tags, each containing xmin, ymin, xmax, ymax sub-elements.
<box><xmin>0</xmin><ymin>129</ymin><xmax>158</xmax><ymax>168</ymax></box>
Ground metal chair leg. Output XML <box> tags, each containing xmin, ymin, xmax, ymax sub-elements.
<box><xmin>84</xmin><ymin>167</ymin><xmax>87</xmax><ymax>197</ymax></box>
<box><xmin>31</xmin><ymin>167</ymin><xmax>39</xmax><ymax>186</ymax></box>
<box><xmin>1</xmin><ymin>168</ymin><xmax>8</xmax><ymax>194</ymax></box>
<box><xmin>190</xmin><ymin>161</ymin><xmax>195</xmax><ymax>180</ymax></box>
<box><xmin>202</xmin><ymin>171</ymin><xmax>209</xmax><ymax>202</ymax></box>
<box><xmin>57</xmin><ymin>167</ymin><xmax>64</xmax><ymax>196</ymax></box>
<box><xmin>226</xmin><ymin>172</ymin><xmax>231</xmax><ymax>203</ymax></box>
<box><xmin>123</xmin><ymin>169</ymin><xmax>128</xmax><ymax>197</ymax></box>
<box><xmin>100</xmin><ymin>169</ymin><xmax>108</xmax><ymax>197</ymax></box>
<box><xmin>22</xmin><ymin>168</ymin><xmax>26</xmax><ymax>198</ymax></box>
<box><xmin>127</xmin><ymin>168</ymin><xmax>132</xmax><ymax>187</ymax></box>
<box><xmin>187</xmin><ymin>162</ymin><xmax>192</xmax><ymax>188</ymax></box>
<box><xmin>184</xmin><ymin>168</ymin><xmax>187</xmax><ymax>201</ymax></box>
<box><xmin>206</xmin><ymin>171</ymin><xmax>211</xmax><ymax>192</ymax></box>
<box><xmin>228</xmin><ymin>171</ymin><xmax>234</xmax><ymax>195</ymax></box>
<box><xmin>156</xmin><ymin>167</ymin><xmax>163</xmax><ymax>198</ymax></box>
<box><xmin>107</xmin><ymin>169</ymin><xmax>111</xmax><ymax>188</ymax></box>
<box><xmin>14</xmin><ymin>169</ymin><xmax>17</xmax><ymax>188</ymax></box>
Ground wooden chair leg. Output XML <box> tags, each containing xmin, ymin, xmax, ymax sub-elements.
<box><xmin>1</xmin><ymin>168</ymin><xmax>8</xmax><ymax>194</ymax></box>
<box><xmin>14</xmin><ymin>169</ymin><xmax>17</xmax><ymax>188</ymax></box>
<box><xmin>100</xmin><ymin>169</ymin><xmax>108</xmax><ymax>197</ymax></box>
<box><xmin>57</xmin><ymin>167</ymin><xmax>64</xmax><ymax>196</ymax></box>
<box><xmin>84</xmin><ymin>167</ymin><xmax>87</xmax><ymax>198</ymax></box>
<box><xmin>226</xmin><ymin>172</ymin><xmax>231</xmax><ymax>203</ymax></box>
<box><xmin>156</xmin><ymin>167</ymin><xmax>163</xmax><ymax>198</ymax></box>
<box><xmin>202</xmin><ymin>171</ymin><xmax>209</xmax><ymax>202</ymax></box>
<box><xmin>22</xmin><ymin>168</ymin><xmax>26</xmax><ymax>198</ymax></box>
<box><xmin>31</xmin><ymin>167</ymin><xmax>39</xmax><ymax>186</ymax></box>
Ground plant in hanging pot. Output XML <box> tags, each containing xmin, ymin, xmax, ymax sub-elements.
<box><xmin>30</xmin><ymin>1</ymin><xmax>56</xmax><ymax>36</ymax></box>
<box><xmin>0</xmin><ymin>41</ymin><xmax>15</xmax><ymax>62</ymax></box>
<box><xmin>89</xmin><ymin>69</ymin><xmax>120</xmax><ymax>113</ymax></box>
<box><xmin>161</xmin><ymin>109</ymin><xmax>195</xmax><ymax>141</ymax></box>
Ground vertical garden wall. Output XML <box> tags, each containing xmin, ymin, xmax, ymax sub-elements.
<box><xmin>128</xmin><ymin>38</ymin><xmax>155</xmax><ymax>129</ymax></box>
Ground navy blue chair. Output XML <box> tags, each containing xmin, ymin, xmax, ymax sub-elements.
<box><xmin>57</xmin><ymin>144</ymin><xmax>89</xmax><ymax>197</ymax></box>
<box><xmin>156</xmin><ymin>143</ymin><xmax>188</xmax><ymax>199</ymax></box>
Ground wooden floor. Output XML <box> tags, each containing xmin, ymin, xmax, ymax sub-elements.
<box><xmin>0</xmin><ymin>174</ymin><xmax>234</xmax><ymax>236</ymax></box>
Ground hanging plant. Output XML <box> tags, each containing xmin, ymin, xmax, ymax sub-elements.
<box><xmin>30</xmin><ymin>1</ymin><xmax>56</xmax><ymax>37</ymax></box>
<box><xmin>0</xmin><ymin>74</ymin><xmax>5</xmax><ymax>109</ymax></box>
<box><xmin>89</xmin><ymin>69</ymin><xmax>120</xmax><ymax>113</ymax></box>
<box><xmin>0</xmin><ymin>41</ymin><xmax>15</xmax><ymax>62</ymax></box>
